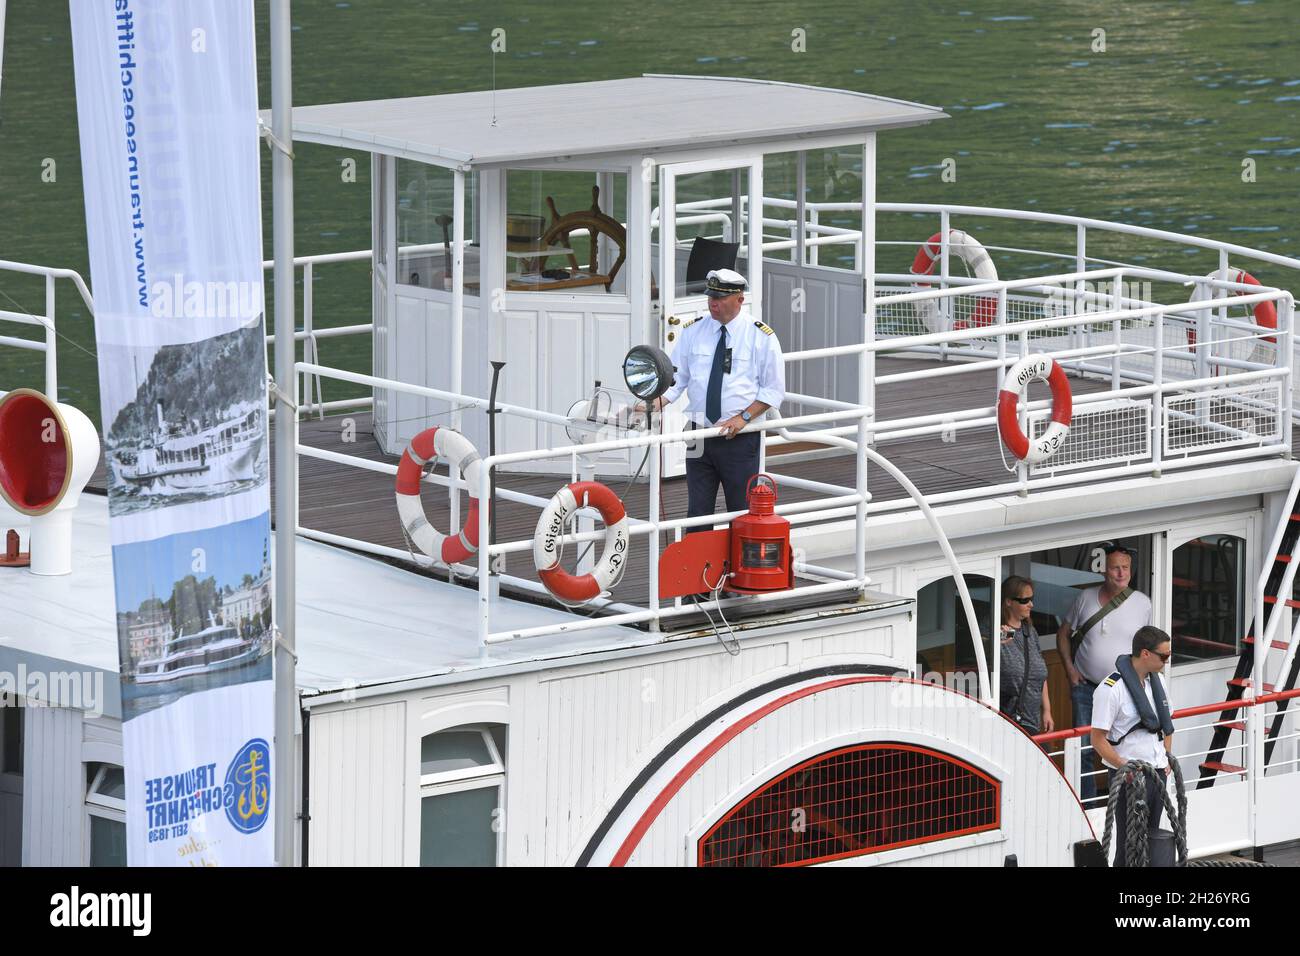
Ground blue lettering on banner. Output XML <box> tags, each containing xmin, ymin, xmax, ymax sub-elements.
<box><xmin>139</xmin><ymin>740</ymin><xmax>270</xmax><ymax>838</ymax></box>
<box><xmin>115</xmin><ymin>0</ymin><xmax>149</xmax><ymax>307</ymax></box>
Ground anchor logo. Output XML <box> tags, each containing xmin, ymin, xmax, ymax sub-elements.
<box><xmin>236</xmin><ymin>747</ymin><xmax>267</xmax><ymax>820</ymax></box>
<box><xmin>224</xmin><ymin>738</ymin><xmax>272</xmax><ymax>834</ymax></box>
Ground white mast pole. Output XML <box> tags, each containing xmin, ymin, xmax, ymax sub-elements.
<box><xmin>270</xmin><ymin>0</ymin><xmax>298</xmax><ymax>867</ymax></box>
<box><xmin>0</xmin><ymin>1</ymin><xmax>8</xmax><ymax>105</ymax></box>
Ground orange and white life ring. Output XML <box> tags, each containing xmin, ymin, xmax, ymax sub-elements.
<box><xmin>1185</xmin><ymin>268</ymin><xmax>1278</xmax><ymax>364</ymax></box>
<box><xmin>534</xmin><ymin>481</ymin><xmax>630</xmax><ymax>605</ymax></box>
<box><xmin>997</xmin><ymin>355</ymin><xmax>1072</xmax><ymax>464</ymax></box>
<box><xmin>910</xmin><ymin>229</ymin><xmax>999</xmax><ymax>332</ymax></box>
<box><xmin>394</xmin><ymin>426</ymin><xmax>483</xmax><ymax>566</ymax></box>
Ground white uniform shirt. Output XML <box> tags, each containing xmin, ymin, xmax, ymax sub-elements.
<box><xmin>662</xmin><ymin>307</ymin><xmax>786</xmax><ymax>425</ymax></box>
<box><xmin>1065</xmin><ymin>586</ymin><xmax>1153</xmax><ymax>685</ymax></box>
<box><xmin>1091</xmin><ymin>670</ymin><xmax>1170</xmax><ymax>769</ymax></box>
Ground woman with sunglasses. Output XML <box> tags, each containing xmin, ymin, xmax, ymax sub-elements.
<box><xmin>998</xmin><ymin>575</ymin><xmax>1053</xmax><ymax>735</ymax></box>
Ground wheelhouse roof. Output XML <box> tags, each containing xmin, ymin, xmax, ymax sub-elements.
<box><xmin>269</xmin><ymin>74</ymin><xmax>948</xmax><ymax>167</ymax></box>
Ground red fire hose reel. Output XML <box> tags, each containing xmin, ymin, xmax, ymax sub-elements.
<box><xmin>660</xmin><ymin>474</ymin><xmax>793</xmax><ymax>599</ymax></box>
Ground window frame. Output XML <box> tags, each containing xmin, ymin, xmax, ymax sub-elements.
<box><xmin>1167</xmin><ymin>522</ymin><xmax>1252</xmax><ymax>668</ymax></box>
<box><xmin>500</xmin><ymin>167</ymin><xmax>630</xmax><ymax>299</ymax></box>
<box><xmin>84</xmin><ymin>761</ymin><xmax>127</xmax><ymax>867</ymax></box>
<box><xmin>418</xmin><ymin>724</ymin><xmax>505</xmax><ymax>867</ymax></box>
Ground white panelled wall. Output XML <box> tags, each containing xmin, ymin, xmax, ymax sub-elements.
<box><xmin>20</xmin><ymin>706</ymin><xmax>123</xmax><ymax>866</ymax></box>
<box><xmin>303</xmin><ymin>600</ymin><xmax>1096</xmax><ymax>867</ymax></box>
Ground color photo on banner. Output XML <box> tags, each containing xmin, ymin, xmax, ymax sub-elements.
<box><xmin>100</xmin><ymin>317</ymin><xmax>269</xmax><ymax>518</ymax></box>
<box><xmin>112</xmin><ymin>512</ymin><xmax>273</xmax><ymax>722</ymax></box>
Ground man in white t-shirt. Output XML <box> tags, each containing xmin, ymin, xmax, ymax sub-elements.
<box><xmin>1091</xmin><ymin>626</ymin><xmax>1175</xmax><ymax>867</ymax></box>
<box><xmin>1055</xmin><ymin>544</ymin><xmax>1152</xmax><ymax>799</ymax></box>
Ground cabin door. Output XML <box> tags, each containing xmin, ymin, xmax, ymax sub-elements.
<box><xmin>912</xmin><ymin>560</ymin><xmax>998</xmax><ymax>702</ymax></box>
<box><xmin>655</xmin><ymin>156</ymin><xmax>764</xmax><ymax>477</ymax></box>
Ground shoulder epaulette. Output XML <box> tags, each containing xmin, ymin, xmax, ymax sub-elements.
<box><xmin>754</xmin><ymin>321</ymin><xmax>774</xmax><ymax>336</ymax></box>
<box><xmin>1103</xmin><ymin>672</ymin><xmax>1120</xmax><ymax>686</ymax></box>
<box><xmin>682</xmin><ymin>317</ymin><xmax>699</xmax><ymax>329</ymax></box>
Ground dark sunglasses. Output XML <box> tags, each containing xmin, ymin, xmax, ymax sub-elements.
<box><xmin>1010</xmin><ymin>595</ymin><xmax>1034</xmax><ymax>604</ymax></box>
<box><xmin>1100</xmin><ymin>541</ymin><xmax>1137</xmax><ymax>558</ymax></box>
<box><xmin>1146</xmin><ymin>648</ymin><xmax>1171</xmax><ymax>662</ymax></box>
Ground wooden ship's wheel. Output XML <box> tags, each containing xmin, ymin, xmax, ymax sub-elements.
<box><xmin>509</xmin><ymin>186</ymin><xmax>627</xmax><ymax>292</ymax></box>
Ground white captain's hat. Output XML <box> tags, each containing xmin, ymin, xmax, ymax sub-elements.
<box><xmin>705</xmin><ymin>268</ymin><xmax>748</xmax><ymax>298</ymax></box>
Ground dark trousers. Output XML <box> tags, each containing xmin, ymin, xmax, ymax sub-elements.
<box><xmin>1111</xmin><ymin>772</ymin><xmax>1165</xmax><ymax>867</ymax></box>
<box><xmin>685</xmin><ymin>429</ymin><xmax>760</xmax><ymax>528</ymax></box>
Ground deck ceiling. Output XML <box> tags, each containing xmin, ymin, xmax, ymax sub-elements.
<box><xmin>267</xmin><ymin>75</ymin><xmax>948</xmax><ymax>167</ymax></box>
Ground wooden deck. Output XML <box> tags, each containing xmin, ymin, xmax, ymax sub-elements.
<box><xmin>84</xmin><ymin>355</ymin><xmax>1284</xmax><ymax>611</ymax></box>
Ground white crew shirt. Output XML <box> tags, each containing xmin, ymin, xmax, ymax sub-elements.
<box><xmin>1065</xmin><ymin>585</ymin><xmax>1153</xmax><ymax>685</ymax></box>
<box><xmin>1092</xmin><ymin>669</ymin><xmax>1171</xmax><ymax>769</ymax></box>
<box><xmin>662</xmin><ymin>307</ymin><xmax>786</xmax><ymax>426</ymax></box>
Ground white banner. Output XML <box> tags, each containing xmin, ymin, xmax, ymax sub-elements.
<box><xmin>70</xmin><ymin>0</ymin><xmax>274</xmax><ymax>866</ymax></box>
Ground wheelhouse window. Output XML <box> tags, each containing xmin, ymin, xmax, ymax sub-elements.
<box><xmin>85</xmin><ymin>762</ymin><xmax>126</xmax><ymax>867</ymax></box>
<box><xmin>396</xmin><ymin>160</ymin><xmax>480</xmax><ymax>292</ymax></box>
<box><xmin>419</xmin><ymin>724</ymin><xmax>505</xmax><ymax>867</ymax></box>
<box><xmin>655</xmin><ymin>165</ymin><xmax>748</xmax><ymax>298</ymax></box>
<box><xmin>801</xmin><ymin>145</ymin><xmax>863</xmax><ymax>272</ymax></box>
<box><xmin>698</xmin><ymin>743</ymin><xmax>999</xmax><ymax>867</ymax></box>
<box><xmin>1171</xmin><ymin>534</ymin><xmax>1245</xmax><ymax>663</ymax></box>
<box><xmin>760</xmin><ymin>151</ymin><xmax>798</xmax><ymax>264</ymax></box>
<box><xmin>505</xmin><ymin>170</ymin><xmax>627</xmax><ymax>294</ymax></box>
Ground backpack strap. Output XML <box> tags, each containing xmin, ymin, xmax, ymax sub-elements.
<box><xmin>1069</xmin><ymin>587</ymin><xmax>1133</xmax><ymax>655</ymax></box>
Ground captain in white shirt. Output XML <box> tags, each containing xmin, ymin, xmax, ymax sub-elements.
<box><xmin>647</xmin><ymin>268</ymin><xmax>785</xmax><ymax>521</ymax></box>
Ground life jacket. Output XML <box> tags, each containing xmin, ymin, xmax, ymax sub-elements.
<box><xmin>1104</xmin><ymin>654</ymin><xmax>1174</xmax><ymax>744</ymax></box>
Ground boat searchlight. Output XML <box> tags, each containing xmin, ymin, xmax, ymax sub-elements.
<box><xmin>0</xmin><ymin>388</ymin><xmax>101</xmax><ymax>576</ymax></box>
<box><xmin>622</xmin><ymin>345</ymin><xmax>675</xmax><ymax>404</ymax></box>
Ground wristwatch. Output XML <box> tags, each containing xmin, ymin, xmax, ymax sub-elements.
<box><xmin>740</xmin><ymin>410</ymin><xmax>753</xmax><ymax>423</ymax></box>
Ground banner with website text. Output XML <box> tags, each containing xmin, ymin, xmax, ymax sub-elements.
<box><xmin>70</xmin><ymin>0</ymin><xmax>274</xmax><ymax>866</ymax></box>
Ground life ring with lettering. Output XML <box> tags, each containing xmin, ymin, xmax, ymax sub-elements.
<box><xmin>910</xmin><ymin>229</ymin><xmax>999</xmax><ymax>332</ymax></box>
<box><xmin>394</xmin><ymin>426</ymin><xmax>483</xmax><ymax>566</ymax></box>
<box><xmin>534</xmin><ymin>481</ymin><xmax>629</xmax><ymax>605</ymax></box>
<box><xmin>997</xmin><ymin>355</ymin><xmax>1072</xmax><ymax>464</ymax></box>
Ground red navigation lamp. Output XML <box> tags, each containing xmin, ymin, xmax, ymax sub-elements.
<box><xmin>726</xmin><ymin>474</ymin><xmax>792</xmax><ymax>594</ymax></box>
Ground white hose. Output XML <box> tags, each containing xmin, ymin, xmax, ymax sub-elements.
<box><xmin>779</xmin><ymin>428</ymin><xmax>992</xmax><ymax>704</ymax></box>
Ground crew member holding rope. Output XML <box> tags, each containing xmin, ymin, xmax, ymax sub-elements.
<box><xmin>1090</xmin><ymin>626</ymin><xmax>1176</xmax><ymax>867</ymax></box>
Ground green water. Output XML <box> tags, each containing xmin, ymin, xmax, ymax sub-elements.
<box><xmin>2</xmin><ymin>0</ymin><xmax>1298</xmax><ymax>422</ymax></box>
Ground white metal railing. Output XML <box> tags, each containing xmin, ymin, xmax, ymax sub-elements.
<box><xmin>773</xmin><ymin>266</ymin><xmax>1295</xmax><ymax>503</ymax></box>
<box><xmin>283</xmin><ymin>268</ymin><xmax>1289</xmax><ymax>661</ymax></box>
<box><xmin>0</xmin><ymin>259</ymin><xmax>96</xmax><ymax>400</ymax></box>
<box><xmin>1037</xmin><ymin>687</ymin><xmax>1300</xmax><ymax>858</ymax></box>
<box><xmin>292</xmin><ymin>356</ymin><xmax>877</xmax><ymax>646</ymax></box>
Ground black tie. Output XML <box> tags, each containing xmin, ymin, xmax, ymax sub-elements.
<box><xmin>706</xmin><ymin>324</ymin><xmax>726</xmax><ymax>424</ymax></box>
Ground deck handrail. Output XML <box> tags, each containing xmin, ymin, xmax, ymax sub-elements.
<box><xmin>1033</xmin><ymin>687</ymin><xmax>1300</xmax><ymax>744</ymax></box>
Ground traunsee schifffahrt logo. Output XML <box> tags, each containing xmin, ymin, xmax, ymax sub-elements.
<box><xmin>225</xmin><ymin>738</ymin><xmax>271</xmax><ymax>834</ymax></box>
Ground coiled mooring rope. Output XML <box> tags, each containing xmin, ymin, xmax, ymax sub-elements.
<box><xmin>1100</xmin><ymin>757</ymin><xmax>1188</xmax><ymax>867</ymax></box>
